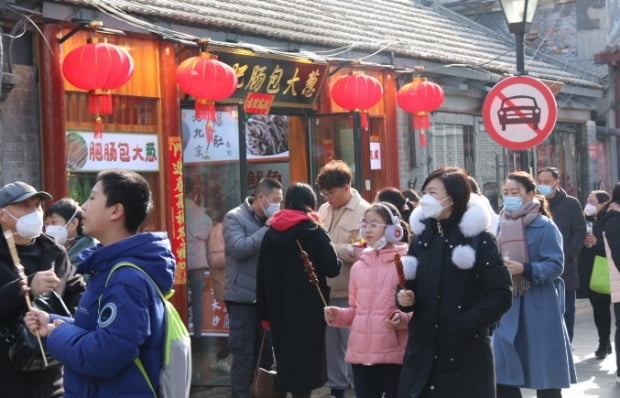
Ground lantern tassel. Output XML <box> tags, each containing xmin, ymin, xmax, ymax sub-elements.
<box><xmin>94</xmin><ymin>116</ymin><xmax>104</xmax><ymax>139</ymax></box>
<box><xmin>196</xmin><ymin>99</ymin><xmax>216</xmax><ymax>121</ymax></box>
<box><xmin>413</xmin><ymin>114</ymin><xmax>430</xmax><ymax>130</ymax></box>
<box><xmin>360</xmin><ymin>112</ymin><xmax>368</xmax><ymax>130</ymax></box>
<box><xmin>419</xmin><ymin>130</ymin><xmax>427</xmax><ymax>147</ymax></box>
<box><xmin>88</xmin><ymin>91</ymin><xmax>113</xmax><ymax>115</ymax></box>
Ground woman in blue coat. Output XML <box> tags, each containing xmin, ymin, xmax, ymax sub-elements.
<box><xmin>493</xmin><ymin>171</ymin><xmax>576</xmax><ymax>398</ymax></box>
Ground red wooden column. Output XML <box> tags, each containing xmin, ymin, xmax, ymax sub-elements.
<box><xmin>158</xmin><ymin>41</ymin><xmax>188</xmax><ymax>321</ymax></box>
<box><xmin>40</xmin><ymin>25</ymin><xmax>68</xmax><ymax>199</ymax></box>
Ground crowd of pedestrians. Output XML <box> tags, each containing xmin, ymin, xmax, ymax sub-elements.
<box><xmin>1</xmin><ymin>162</ymin><xmax>619</xmax><ymax>398</ymax></box>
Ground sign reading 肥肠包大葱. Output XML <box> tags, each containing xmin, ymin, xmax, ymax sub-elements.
<box><xmin>66</xmin><ymin>131</ymin><xmax>159</xmax><ymax>172</ymax></box>
<box><xmin>209</xmin><ymin>45</ymin><xmax>328</xmax><ymax>109</ymax></box>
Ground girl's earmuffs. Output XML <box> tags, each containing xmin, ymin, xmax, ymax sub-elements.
<box><xmin>376</xmin><ymin>202</ymin><xmax>404</xmax><ymax>243</ymax></box>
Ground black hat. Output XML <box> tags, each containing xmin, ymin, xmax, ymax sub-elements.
<box><xmin>0</xmin><ymin>181</ymin><xmax>52</xmax><ymax>208</ymax></box>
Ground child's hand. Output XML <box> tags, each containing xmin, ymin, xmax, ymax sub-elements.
<box><xmin>324</xmin><ymin>306</ymin><xmax>337</xmax><ymax>324</ymax></box>
<box><xmin>385</xmin><ymin>311</ymin><xmax>401</xmax><ymax>329</ymax></box>
<box><xmin>397</xmin><ymin>289</ymin><xmax>415</xmax><ymax>307</ymax></box>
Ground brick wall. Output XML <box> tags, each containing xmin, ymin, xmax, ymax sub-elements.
<box><xmin>0</xmin><ymin>64</ymin><xmax>42</xmax><ymax>187</ymax></box>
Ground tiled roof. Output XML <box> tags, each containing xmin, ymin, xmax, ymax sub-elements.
<box><xmin>58</xmin><ymin>0</ymin><xmax>601</xmax><ymax>90</ymax></box>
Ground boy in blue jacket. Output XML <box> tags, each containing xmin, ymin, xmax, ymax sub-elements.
<box><xmin>25</xmin><ymin>169</ymin><xmax>177</xmax><ymax>397</ymax></box>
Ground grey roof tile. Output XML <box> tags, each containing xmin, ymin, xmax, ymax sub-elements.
<box><xmin>59</xmin><ymin>0</ymin><xmax>601</xmax><ymax>89</ymax></box>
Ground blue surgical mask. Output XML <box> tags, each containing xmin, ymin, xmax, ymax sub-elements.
<box><xmin>503</xmin><ymin>196</ymin><xmax>523</xmax><ymax>212</ymax></box>
<box><xmin>536</xmin><ymin>184</ymin><xmax>553</xmax><ymax>196</ymax></box>
<box><xmin>263</xmin><ymin>201</ymin><xmax>280</xmax><ymax>218</ymax></box>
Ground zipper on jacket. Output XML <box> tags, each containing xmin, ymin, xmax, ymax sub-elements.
<box><xmin>436</xmin><ymin>220</ymin><xmax>443</xmax><ymax>236</ymax></box>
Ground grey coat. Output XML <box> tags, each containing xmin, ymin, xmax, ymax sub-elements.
<box><xmin>223</xmin><ymin>197</ymin><xmax>268</xmax><ymax>303</ymax></box>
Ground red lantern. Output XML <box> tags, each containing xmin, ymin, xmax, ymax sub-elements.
<box><xmin>331</xmin><ymin>73</ymin><xmax>383</xmax><ymax>130</ymax></box>
<box><xmin>176</xmin><ymin>52</ymin><xmax>237</xmax><ymax>121</ymax></box>
<box><xmin>397</xmin><ymin>77</ymin><xmax>445</xmax><ymax>131</ymax></box>
<box><xmin>63</xmin><ymin>38</ymin><xmax>134</xmax><ymax>137</ymax></box>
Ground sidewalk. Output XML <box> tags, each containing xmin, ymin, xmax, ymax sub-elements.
<box><xmin>312</xmin><ymin>299</ymin><xmax>619</xmax><ymax>397</ymax></box>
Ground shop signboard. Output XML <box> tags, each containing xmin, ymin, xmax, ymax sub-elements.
<box><xmin>210</xmin><ymin>45</ymin><xmax>328</xmax><ymax>109</ymax></box>
<box><xmin>66</xmin><ymin>131</ymin><xmax>160</xmax><ymax>172</ymax></box>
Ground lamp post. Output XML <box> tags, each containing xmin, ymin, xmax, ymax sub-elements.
<box><xmin>499</xmin><ymin>0</ymin><xmax>539</xmax><ymax>172</ymax></box>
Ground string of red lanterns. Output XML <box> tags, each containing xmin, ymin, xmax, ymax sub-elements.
<box><xmin>62</xmin><ymin>37</ymin><xmax>134</xmax><ymax>138</ymax></box>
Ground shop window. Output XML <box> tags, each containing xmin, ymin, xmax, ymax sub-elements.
<box><xmin>182</xmin><ymin>105</ymin><xmax>307</xmax><ymax>387</ymax></box>
<box><xmin>535</xmin><ymin>125</ymin><xmax>579</xmax><ymax>196</ymax></box>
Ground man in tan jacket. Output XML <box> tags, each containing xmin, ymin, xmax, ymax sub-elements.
<box><xmin>316</xmin><ymin>160</ymin><xmax>369</xmax><ymax>398</ymax></box>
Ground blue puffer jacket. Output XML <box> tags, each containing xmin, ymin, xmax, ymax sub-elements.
<box><xmin>46</xmin><ymin>232</ymin><xmax>176</xmax><ymax>398</ymax></box>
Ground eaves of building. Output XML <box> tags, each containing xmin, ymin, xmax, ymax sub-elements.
<box><xmin>42</xmin><ymin>0</ymin><xmax>602</xmax><ymax>99</ymax></box>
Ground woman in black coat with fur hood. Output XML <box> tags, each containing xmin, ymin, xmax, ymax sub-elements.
<box><xmin>397</xmin><ymin>167</ymin><xmax>512</xmax><ymax>398</ymax></box>
<box><xmin>256</xmin><ymin>183</ymin><xmax>341</xmax><ymax>397</ymax></box>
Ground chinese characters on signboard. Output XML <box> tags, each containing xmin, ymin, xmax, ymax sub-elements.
<box><xmin>168</xmin><ymin>137</ymin><xmax>187</xmax><ymax>285</ymax></box>
<box><xmin>67</xmin><ymin>131</ymin><xmax>159</xmax><ymax>172</ymax></box>
<box><xmin>210</xmin><ymin>46</ymin><xmax>328</xmax><ymax>109</ymax></box>
<box><xmin>182</xmin><ymin>107</ymin><xmax>240</xmax><ymax>163</ymax></box>
<box><xmin>370</xmin><ymin>141</ymin><xmax>381</xmax><ymax>170</ymax></box>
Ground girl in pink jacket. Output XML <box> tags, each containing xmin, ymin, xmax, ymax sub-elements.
<box><xmin>324</xmin><ymin>202</ymin><xmax>411</xmax><ymax>398</ymax></box>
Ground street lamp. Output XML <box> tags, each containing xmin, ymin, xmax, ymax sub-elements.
<box><xmin>499</xmin><ymin>0</ymin><xmax>539</xmax><ymax>172</ymax></box>
<box><xmin>499</xmin><ymin>0</ymin><xmax>538</xmax><ymax>75</ymax></box>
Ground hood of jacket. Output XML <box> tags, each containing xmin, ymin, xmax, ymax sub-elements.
<box><xmin>270</xmin><ymin>209</ymin><xmax>320</xmax><ymax>231</ymax></box>
<box><xmin>358</xmin><ymin>242</ymin><xmax>409</xmax><ymax>265</ymax></box>
<box><xmin>76</xmin><ymin>232</ymin><xmax>176</xmax><ymax>293</ymax></box>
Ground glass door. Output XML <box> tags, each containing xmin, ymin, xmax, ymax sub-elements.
<box><xmin>308</xmin><ymin>113</ymin><xmax>370</xmax><ymax>201</ymax></box>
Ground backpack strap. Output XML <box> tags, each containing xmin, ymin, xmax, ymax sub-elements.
<box><xmin>100</xmin><ymin>261</ymin><xmax>165</xmax><ymax>398</ymax></box>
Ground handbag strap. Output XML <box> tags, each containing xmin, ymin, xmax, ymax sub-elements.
<box><xmin>255</xmin><ymin>330</ymin><xmax>266</xmax><ymax>370</ymax></box>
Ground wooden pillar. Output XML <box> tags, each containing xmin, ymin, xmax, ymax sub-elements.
<box><xmin>158</xmin><ymin>41</ymin><xmax>188</xmax><ymax>321</ymax></box>
<box><xmin>39</xmin><ymin>25</ymin><xmax>67</xmax><ymax>200</ymax></box>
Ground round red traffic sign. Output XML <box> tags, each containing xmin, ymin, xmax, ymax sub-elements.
<box><xmin>482</xmin><ymin>76</ymin><xmax>557</xmax><ymax>150</ymax></box>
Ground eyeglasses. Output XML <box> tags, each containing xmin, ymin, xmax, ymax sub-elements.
<box><xmin>320</xmin><ymin>189</ymin><xmax>339</xmax><ymax>199</ymax></box>
<box><xmin>359</xmin><ymin>222</ymin><xmax>388</xmax><ymax>230</ymax></box>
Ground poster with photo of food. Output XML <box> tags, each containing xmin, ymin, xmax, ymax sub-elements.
<box><xmin>245</xmin><ymin>115</ymin><xmax>290</xmax><ymax>160</ymax></box>
<box><xmin>66</xmin><ymin>131</ymin><xmax>160</xmax><ymax>172</ymax></box>
<box><xmin>182</xmin><ymin>106</ymin><xmax>240</xmax><ymax>164</ymax></box>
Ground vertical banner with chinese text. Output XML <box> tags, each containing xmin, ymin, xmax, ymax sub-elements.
<box><xmin>168</xmin><ymin>137</ymin><xmax>187</xmax><ymax>285</ymax></box>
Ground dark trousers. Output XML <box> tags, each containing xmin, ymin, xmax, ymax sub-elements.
<box><xmin>226</xmin><ymin>301</ymin><xmax>274</xmax><ymax>398</ymax></box>
<box><xmin>563</xmin><ymin>289</ymin><xmax>576</xmax><ymax>342</ymax></box>
<box><xmin>497</xmin><ymin>384</ymin><xmax>562</xmax><ymax>398</ymax></box>
<box><xmin>588</xmin><ymin>290</ymin><xmax>612</xmax><ymax>344</ymax></box>
<box><xmin>352</xmin><ymin>363</ymin><xmax>401</xmax><ymax>398</ymax></box>
<box><xmin>615</xmin><ymin>302</ymin><xmax>620</xmax><ymax>376</ymax></box>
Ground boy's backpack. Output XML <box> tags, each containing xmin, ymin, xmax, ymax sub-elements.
<box><xmin>102</xmin><ymin>262</ymin><xmax>192</xmax><ymax>398</ymax></box>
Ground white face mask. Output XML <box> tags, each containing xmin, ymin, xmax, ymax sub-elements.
<box><xmin>371</xmin><ymin>236</ymin><xmax>387</xmax><ymax>250</ymax></box>
<box><xmin>45</xmin><ymin>225</ymin><xmax>69</xmax><ymax>245</ymax></box>
<box><xmin>584</xmin><ymin>203</ymin><xmax>598</xmax><ymax>217</ymax></box>
<box><xmin>5</xmin><ymin>209</ymin><xmax>44</xmax><ymax>240</ymax></box>
<box><xmin>44</xmin><ymin>208</ymin><xmax>78</xmax><ymax>245</ymax></box>
<box><xmin>419</xmin><ymin>194</ymin><xmax>449</xmax><ymax>219</ymax></box>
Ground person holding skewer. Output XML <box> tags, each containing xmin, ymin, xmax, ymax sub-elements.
<box><xmin>324</xmin><ymin>202</ymin><xmax>410</xmax><ymax>398</ymax></box>
<box><xmin>256</xmin><ymin>182</ymin><xmax>340</xmax><ymax>398</ymax></box>
<box><xmin>0</xmin><ymin>181</ymin><xmax>85</xmax><ymax>398</ymax></box>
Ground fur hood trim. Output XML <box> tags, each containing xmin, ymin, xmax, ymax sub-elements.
<box><xmin>401</xmin><ymin>255</ymin><xmax>418</xmax><ymax>280</ymax></box>
<box><xmin>404</xmin><ymin>196</ymin><xmax>490</xmax><ymax>279</ymax></box>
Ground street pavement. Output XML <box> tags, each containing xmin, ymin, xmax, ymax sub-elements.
<box><xmin>191</xmin><ymin>298</ymin><xmax>619</xmax><ymax>397</ymax></box>
<box><xmin>313</xmin><ymin>298</ymin><xmax>620</xmax><ymax>397</ymax></box>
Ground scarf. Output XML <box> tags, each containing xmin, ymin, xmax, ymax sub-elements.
<box><xmin>498</xmin><ymin>199</ymin><xmax>540</xmax><ymax>296</ymax></box>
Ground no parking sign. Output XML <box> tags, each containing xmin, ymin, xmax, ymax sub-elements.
<box><xmin>482</xmin><ymin>76</ymin><xmax>557</xmax><ymax>150</ymax></box>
